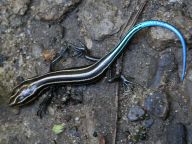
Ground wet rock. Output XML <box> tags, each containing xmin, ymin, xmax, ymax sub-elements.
<box><xmin>11</xmin><ymin>0</ymin><xmax>30</xmax><ymax>15</ymax></box>
<box><xmin>149</xmin><ymin>51</ymin><xmax>177</xmax><ymax>89</ymax></box>
<box><xmin>166</xmin><ymin>123</ymin><xmax>186</xmax><ymax>144</ymax></box>
<box><xmin>128</xmin><ymin>105</ymin><xmax>145</xmax><ymax>121</ymax></box>
<box><xmin>148</xmin><ymin>7</ymin><xmax>192</xmax><ymax>51</ymax></box>
<box><xmin>144</xmin><ymin>91</ymin><xmax>169</xmax><ymax>119</ymax></box>
<box><xmin>31</xmin><ymin>0</ymin><xmax>81</xmax><ymax>21</ymax></box>
<box><xmin>68</xmin><ymin>127</ymin><xmax>80</xmax><ymax>137</ymax></box>
<box><xmin>78</xmin><ymin>0</ymin><xmax>124</xmax><ymax>41</ymax></box>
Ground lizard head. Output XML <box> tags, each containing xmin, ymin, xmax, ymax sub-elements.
<box><xmin>9</xmin><ymin>81</ymin><xmax>38</xmax><ymax>106</ymax></box>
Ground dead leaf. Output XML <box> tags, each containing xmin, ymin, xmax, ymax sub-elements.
<box><xmin>42</xmin><ymin>49</ymin><xmax>56</xmax><ymax>62</ymax></box>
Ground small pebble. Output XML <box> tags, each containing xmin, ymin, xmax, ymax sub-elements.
<box><xmin>68</xmin><ymin>127</ymin><xmax>80</xmax><ymax>137</ymax></box>
<box><xmin>75</xmin><ymin>117</ymin><xmax>80</xmax><ymax>121</ymax></box>
<box><xmin>48</xmin><ymin>106</ymin><xmax>55</xmax><ymax>116</ymax></box>
<box><xmin>144</xmin><ymin>91</ymin><xmax>169</xmax><ymax>119</ymax></box>
<box><xmin>128</xmin><ymin>105</ymin><xmax>145</xmax><ymax>121</ymax></box>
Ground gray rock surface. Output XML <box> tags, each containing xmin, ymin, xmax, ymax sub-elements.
<box><xmin>31</xmin><ymin>0</ymin><xmax>81</xmax><ymax>21</ymax></box>
<box><xmin>166</xmin><ymin>123</ymin><xmax>186</xmax><ymax>144</ymax></box>
<box><xmin>11</xmin><ymin>0</ymin><xmax>30</xmax><ymax>15</ymax></box>
<box><xmin>144</xmin><ymin>91</ymin><xmax>169</xmax><ymax>119</ymax></box>
<box><xmin>183</xmin><ymin>0</ymin><xmax>192</xmax><ymax>18</ymax></box>
<box><xmin>187</xmin><ymin>125</ymin><xmax>192</xmax><ymax>144</ymax></box>
<box><xmin>148</xmin><ymin>7</ymin><xmax>192</xmax><ymax>51</ymax></box>
<box><xmin>78</xmin><ymin>0</ymin><xmax>124</xmax><ymax>41</ymax></box>
<box><xmin>149</xmin><ymin>51</ymin><xmax>177</xmax><ymax>89</ymax></box>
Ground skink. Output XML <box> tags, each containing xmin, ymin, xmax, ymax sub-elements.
<box><xmin>9</xmin><ymin>20</ymin><xmax>187</xmax><ymax>106</ymax></box>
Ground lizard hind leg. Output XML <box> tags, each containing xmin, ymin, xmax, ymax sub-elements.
<box><xmin>68</xmin><ymin>40</ymin><xmax>100</xmax><ymax>62</ymax></box>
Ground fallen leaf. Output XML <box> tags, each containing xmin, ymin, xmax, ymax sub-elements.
<box><xmin>42</xmin><ymin>49</ymin><xmax>56</xmax><ymax>62</ymax></box>
<box><xmin>52</xmin><ymin>123</ymin><xmax>65</xmax><ymax>134</ymax></box>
